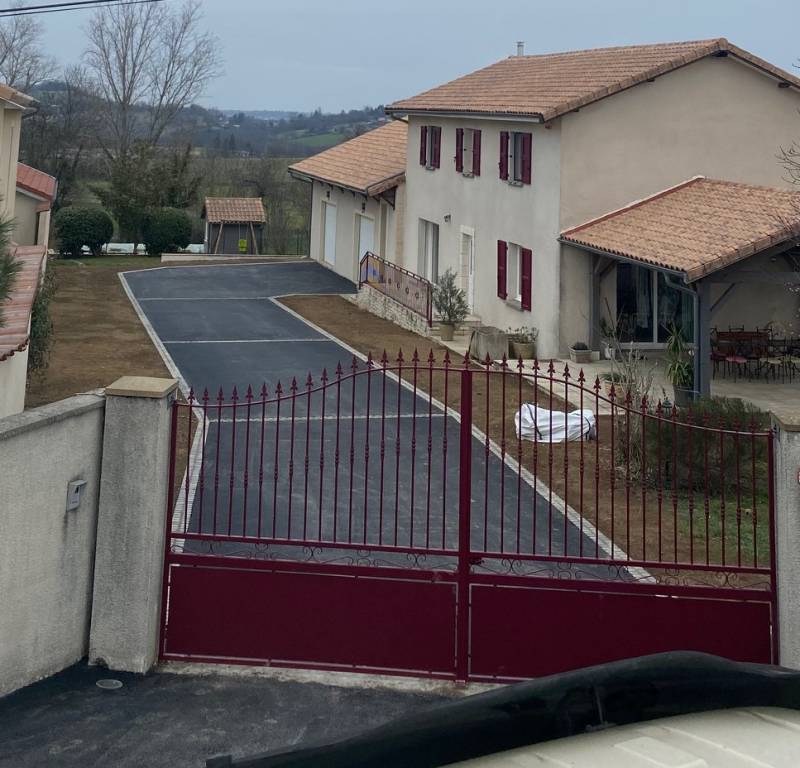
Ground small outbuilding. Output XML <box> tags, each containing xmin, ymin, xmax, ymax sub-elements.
<box><xmin>201</xmin><ymin>197</ymin><xmax>266</xmax><ymax>255</ymax></box>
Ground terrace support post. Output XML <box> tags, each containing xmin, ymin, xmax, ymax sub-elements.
<box><xmin>89</xmin><ymin>376</ymin><xmax>178</xmax><ymax>674</ymax></box>
<box><xmin>695</xmin><ymin>280</ymin><xmax>711</xmax><ymax>398</ymax></box>
<box><xmin>590</xmin><ymin>256</ymin><xmax>601</xmax><ymax>351</ymax></box>
<box><xmin>771</xmin><ymin>415</ymin><xmax>800</xmax><ymax>668</ymax></box>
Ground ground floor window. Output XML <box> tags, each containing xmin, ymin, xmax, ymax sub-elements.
<box><xmin>418</xmin><ymin>219</ymin><xmax>439</xmax><ymax>282</ymax></box>
<box><xmin>616</xmin><ymin>263</ymin><xmax>693</xmax><ymax>343</ymax></box>
<box><xmin>506</xmin><ymin>242</ymin><xmax>523</xmax><ymax>303</ymax></box>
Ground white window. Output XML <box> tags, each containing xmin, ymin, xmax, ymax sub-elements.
<box><xmin>463</xmin><ymin>129</ymin><xmax>474</xmax><ymax>174</ymax></box>
<box><xmin>512</xmin><ymin>133</ymin><xmax>525</xmax><ymax>183</ymax></box>
<box><xmin>506</xmin><ymin>242</ymin><xmax>522</xmax><ymax>302</ymax></box>
<box><xmin>418</xmin><ymin>219</ymin><xmax>439</xmax><ymax>282</ymax></box>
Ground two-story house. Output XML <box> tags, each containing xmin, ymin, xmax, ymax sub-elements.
<box><xmin>295</xmin><ymin>39</ymin><xmax>800</xmax><ymax>392</ymax></box>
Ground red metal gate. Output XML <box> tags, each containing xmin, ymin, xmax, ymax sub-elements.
<box><xmin>160</xmin><ymin>353</ymin><xmax>777</xmax><ymax>682</ymax></box>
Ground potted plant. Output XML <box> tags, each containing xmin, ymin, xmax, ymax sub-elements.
<box><xmin>664</xmin><ymin>325</ymin><xmax>694</xmax><ymax>407</ymax></box>
<box><xmin>432</xmin><ymin>268</ymin><xmax>469</xmax><ymax>342</ymax></box>
<box><xmin>569</xmin><ymin>341</ymin><xmax>592</xmax><ymax>365</ymax></box>
<box><xmin>507</xmin><ymin>326</ymin><xmax>538</xmax><ymax>359</ymax></box>
<box><xmin>601</xmin><ymin>371</ymin><xmax>626</xmax><ymax>399</ymax></box>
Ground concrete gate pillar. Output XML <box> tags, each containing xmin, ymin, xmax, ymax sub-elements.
<box><xmin>772</xmin><ymin>415</ymin><xmax>800</xmax><ymax>669</ymax></box>
<box><xmin>89</xmin><ymin>376</ymin><xmax>178</xmax><ymax>673</ymax></box>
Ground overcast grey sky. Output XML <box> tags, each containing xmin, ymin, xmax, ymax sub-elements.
<box><xmin>37</xmin><ymin>0</ymin><xmax>800</xmax><ymax>112</ymax></box>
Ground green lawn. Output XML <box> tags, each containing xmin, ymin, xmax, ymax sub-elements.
<box><xmin>55</xmin><ymin>255</ymin><xmax>161</xmax><ymax>269</ymax></box>
<box><xmin>295</xmin><ymin>132</ymin><xmax>344</xmax><ymax>149</ymax></box>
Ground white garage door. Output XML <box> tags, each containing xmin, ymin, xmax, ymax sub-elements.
<box><xmin>357</xmin><ymin>214</ymin><xmax>374</xmax><ymax>259</ymax></box>
<box><xmin>323</xmin><ymin>201</ymin><xmax>336</xmax><ymax>265</ymax></box>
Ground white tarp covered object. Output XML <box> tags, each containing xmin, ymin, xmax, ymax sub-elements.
<box><xmin>514</xmin><ymin>405</ymin><xmax>596</xmax><ymax>443</ymax></box>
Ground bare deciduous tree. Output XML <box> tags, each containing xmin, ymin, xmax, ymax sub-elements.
<box><xmin>84</xmin><ymin>0</ymin><xmax>221</xmax><ymax>160</ymax></box>
<box><xmin>20</xmin><ymin>65</ymin><xmax>95</xmax><ymax>209</ymax></box>
<box><xmin>0</xmin><ymin>2</ymin><xmax>55</xmax><ymax>92</ymax></box>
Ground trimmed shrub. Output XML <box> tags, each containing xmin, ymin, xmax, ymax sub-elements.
<box><xmin>27</xmin><ymin>266</ymin><xmax>57</xmax><ymax>378</ymax></box>
<box><xmin>54</xmin><ymin>206</ymin><xmax>114</xmax><ymax>258</ymax></box>
<box><xmin>432</xmin><ymin>268</ymin><xmax>469</xmax><ymax>325</ymax></box>
<box><xmin>142</xmin><ymin>208</ymin><xmax>191</xmax><ymax>257</ymax></box>
<box><xmin>618</xmin><ymin>396</ymin><xmax>770</xmax><ymax>494</ymax></box>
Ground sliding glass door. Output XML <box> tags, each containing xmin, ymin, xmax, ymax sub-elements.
<box><xmin>616</xmin><ymin>263</ymin><xmax>693</xmax><ymax>343</ymax></box>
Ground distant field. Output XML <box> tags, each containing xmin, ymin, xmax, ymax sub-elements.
<box><xmin>296</xmin><ymin>131</ymin><xmax>344</xmax><ymax>149</ymax></box>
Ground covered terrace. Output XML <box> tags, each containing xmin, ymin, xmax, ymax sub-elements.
<box><xmin>560</xmin><ymin>176</ymin><xmax>800</xmax><ymax>401</ymax></box>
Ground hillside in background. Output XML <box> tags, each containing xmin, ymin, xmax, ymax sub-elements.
<box><xmin>185</xmin><ymin>105</ymin><xmax>387</xmax><ymax>157</ymax></box>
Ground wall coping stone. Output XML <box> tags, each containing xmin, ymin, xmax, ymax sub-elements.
<box><xmin>106</xmin><ymin>376</ymin><xmax>178</xmax><ymax>399</ymax></box>
<box><xmin>0</xmin><ymin>393</ymin><xmax>105</xmax><ymax>441</ymax></box>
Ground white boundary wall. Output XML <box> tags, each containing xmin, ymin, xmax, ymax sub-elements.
<box><xmin>0</xmin><ymin>394</ymin><xmax>105</xmax><ymax>696</ymax></box>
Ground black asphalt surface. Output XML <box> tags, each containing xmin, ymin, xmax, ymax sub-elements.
<box><xmin>0</xmin><ymin>663</ymin><xmax>452</xmax><ymax>768</ymax></box>
<box><xmin>123</xmin><ymin>261</ymin><xmax>605</xmax><ymax>566</ymax></box>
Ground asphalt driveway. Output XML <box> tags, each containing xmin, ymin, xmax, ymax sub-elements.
<box><xmin>122</xmin><ymin>260</ymin><xmax>605</xmax><ymax>562</ymax></box>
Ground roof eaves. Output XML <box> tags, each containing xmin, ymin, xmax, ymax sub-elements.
<box><xmin>385</xmin><ymin>105</ymin><xmax>545</xmax><ymax>122</ymax></box>
<box><xmin>556</xmin><ymin>235</ymin><xmax>688</xmax><ymax>278</ymax></box>
<box><xmin>288</xmin><ymin>167</ymin><xmax>369</xmax><ymax>196</ymax></box>
<box><xmin>545</xmin><ymin>40</ymin><xmax>725</xmax><ymax>121</ymax></box>
<box><xmin>365</xmin><ymin>172</ymin><xmax>406</xmax><ymax>197</ymax></box>
<box><xmin>684</xmin><ymin>223</ymin><xmax>800</xmax><ymax>282</ymax></box>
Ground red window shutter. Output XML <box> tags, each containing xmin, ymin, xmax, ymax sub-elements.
<box><xmin>521</xmin><ymin>133</ymin><xmax>532</xmax><ymax>184</ymax></box>
<box><xmin>455</xmin><ymin>128</ymin><xmax>464</xmax><ymax>173</ymax></box>
<box><xmin>432</xmin><ymin>126</ymin><xmax>441</xmax><ymax>168</ymax></box>
<box><xmin>419</xmin><ymin>125</ymin><xmax>428</xmax><ymax>166</ymax></box>
<box><xmin>499</xmin><ymin>131</ymin><xmax>509</xmax><ymax>180</ymax></box>
<box><xmin>472</xmin><ymin>129</ymin><xmax>481</xmax><ymax>176</ymax></box>
<box><xmin>497</xmin><ymin>240</ymin><xmax>507</xmax><ymax>299</ymax></box>
<box><xmin>520</xmin><ymin>247</ymin><xmax>532</xmax><ymax>310</ymax></box>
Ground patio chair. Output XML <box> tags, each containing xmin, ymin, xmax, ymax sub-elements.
<box><xmin>762</xmin><ymin>337</ymin><xmax>787</xmax><ymax>382</ymax></box>
<box><xmin>744</xmin><ymin>332</ymin><xmax>770</xmax><ymax>379</ymax></box>
<box><xmin>710</xmin><ymin>328</ymin><xmax>727</xmax><ymax>378</ymax></box>
<box><xmin>718</xmin><ymin>332</ymin><xmax>747</xmax><ymax>381</ymax></box>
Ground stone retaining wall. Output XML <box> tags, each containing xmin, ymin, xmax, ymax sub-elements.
<box><xmin>346</xmin><ymin>284</ymin><xmax>431</xmax><ymax>338</ymax></box>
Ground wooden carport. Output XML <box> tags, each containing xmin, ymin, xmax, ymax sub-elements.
<box><xmin>202</xmin><ymin>197</ymin><xmax>266</xmax><ymax>255</ymax></box>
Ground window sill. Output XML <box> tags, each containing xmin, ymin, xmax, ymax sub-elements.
<box><xmin>505</xmin><ymin>298</ymin><xmax>524</xmax><ymax>311</ymax></box>
<box><xmin>425</xmin><ymin>165</ymin><xmax>437</xmax><ymax>172</ymax></box>
<box><xmin>507</xmin><ymin>179</ymin><xmax>524</xmax><ymax>187</ymax></box>
<box><xmin>461</xmin><ymin>171</ymin><xmax>474</xmax><ymax>179</ymax></box>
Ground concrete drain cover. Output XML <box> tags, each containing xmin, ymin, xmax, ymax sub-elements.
<box><xmin>96</xmin><ymin>679</ymin><xmax>123</xmax><ymax>690</ymax></box>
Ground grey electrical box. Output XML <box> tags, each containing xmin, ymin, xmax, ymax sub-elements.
<box><xmin>66</xmin><ymin>480</ymin><xmax>87</xmax><ymax>512</ymax></box>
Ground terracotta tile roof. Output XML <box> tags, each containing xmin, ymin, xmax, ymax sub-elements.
<box><xmin>288</xmin><ymin>120</ymin><xmax>407</xmax><ymax>196</ymax></box>
<box><xmin>560</xmin><ymin>177</ymin><xmax>800</xmax><ymax>282</ymax></box>
<box><xmin>16</xmin><ymin>162</ymin><xmax>57</xmax><ymax>203</ymax></box>
<box><xmin>0</xmin><ymin>82</ymin><xmax>34</xmax><ymax>109</ymax></box>
<box><xmin>0</xmin><ymin>245</ymin><xmax>46</xmax><ymax>362</ymax></box>
<box><xmin>202</xmin><ymin>197</ymin><xmax>265</xmax><ymax>223</ymax></box>
<box><xmin>387</xmin><ymin>38</ymin><xmax>800</xmax><ymax>121</ymax></box>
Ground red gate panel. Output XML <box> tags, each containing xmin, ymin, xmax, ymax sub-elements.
<box><xmin>468</xmin><ymin>578</ymin><xmax>774</xmax><ymax>681</ymax></box>
<box><xmin>163</xmin><ymin>557</ymin><xmax>458</xmax><ymax>677</ymax></box>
